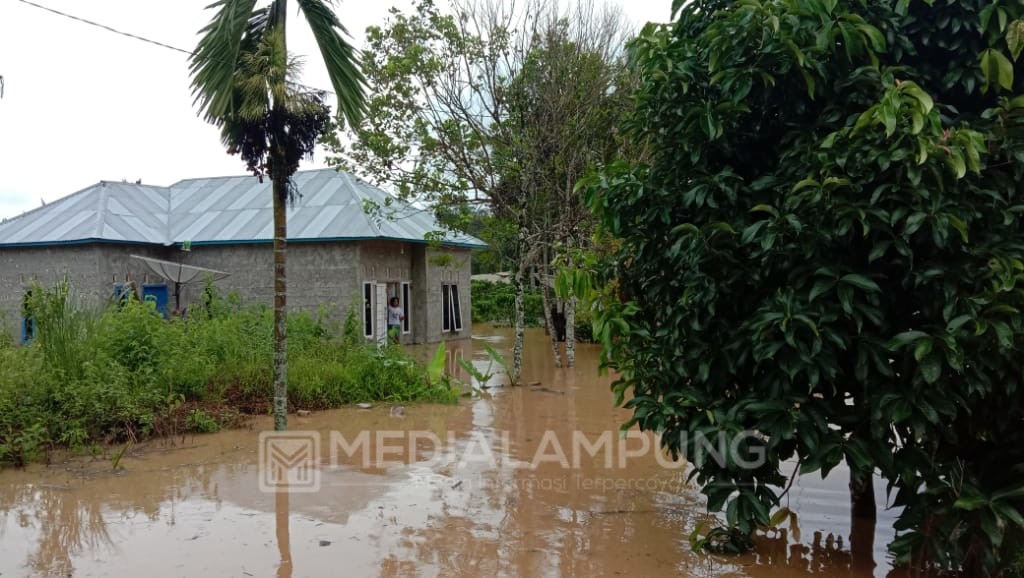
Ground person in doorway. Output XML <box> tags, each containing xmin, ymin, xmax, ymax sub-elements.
<box><xmin>387</xmin><ymin>296</ymin><xmax>404</xmax><ymax>343</ymax></box>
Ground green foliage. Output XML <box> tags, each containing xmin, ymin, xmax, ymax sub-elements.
<box><xmin>468</xmin><ymin>215</ymin><xmax>517</xmax><ymax>275</ymax></box>
<box><xmin>185</xmin><ymin>409</ymin><xmax>221</xmax><ymax>434</ymax></box>
<box><xmin>0</xmin><ymin>310</ymin><xmax>12</xmax><ymax>350</ymax></box>
<box><xmin>456</xmin><ymin>342</ymin><xmax>509</xmax><ymax>389</ymax></box>
<box><xmin>426</xmin><ymin>341</ymin><xmax>447</xmax><ymax>387</ymax></box>
<box><xmin>471</xmin><ymin>280</ymin><xmax>543</xmax><ymax>326</ymax></box>
<box><xmin>587</xmin><ymin>0</ymin><xmax>1024</xmax><ymax>574</ymax></box>
<box><xmin>0</xmin><ymin>282</ymin><xmax>454</xmax><ymax>468</ymax></box>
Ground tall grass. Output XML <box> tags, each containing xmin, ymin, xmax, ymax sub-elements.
<box><xmin>0</xmin><ymin>280</ymin><xmax>458</xmax><ymax>467</ymax></box>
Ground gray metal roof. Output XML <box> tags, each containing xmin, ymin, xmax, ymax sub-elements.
<box><xmin>0</xmin><ymin>169</ymin><xmax>485</xmax><ymax>248</ymax></box>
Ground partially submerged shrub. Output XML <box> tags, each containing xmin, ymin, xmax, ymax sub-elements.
<box><xmin>0</xmin><ymin>281</ymin><xmax>458</xmax><ymax>467</ymax></box>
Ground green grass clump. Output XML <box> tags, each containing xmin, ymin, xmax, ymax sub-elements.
<box><xmin>0</xmin><ymin>280</ymin><xmax>457</xmax><ymax>467</ymax></box>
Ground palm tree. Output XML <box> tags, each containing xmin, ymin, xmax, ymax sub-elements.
<box><xmin>190</xmin><ymin>0</ymin><xmax>365</xmax><ymax>431</ymax></box>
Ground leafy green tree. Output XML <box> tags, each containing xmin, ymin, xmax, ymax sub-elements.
<box><xmin>585</xmin><ymin>0</ymin><xmax>1024</xmax><ymax>573</ymax></box>
<box><xmin>328</xmin><ymin>0</ymin><xmax>632</xmax><ymax>379</ymax></box>
<box><xmin>503</xmin><ymin>14</ymin><xmax>636</xmax><ymax>367</ymax></box>
<box><xmin>190</xmin><ymin>0</ymin><xmax>365</xmax><ymax>430</ymax></box>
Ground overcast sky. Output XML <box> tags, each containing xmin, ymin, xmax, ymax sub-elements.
<box><xmin>0</xmin><ymin>0</ymin><xmax>670</xmax><ymax>219</ymax></box>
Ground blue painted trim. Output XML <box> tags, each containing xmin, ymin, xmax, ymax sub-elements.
<box><xmin>0</xmin><ymin>237</ymin><xmax>485</xmax><ymax>249</ymax></box>
<box><xmin>173</xmin><ymin>236</ymin><xmax>487</xmax><ymax>249</ymax></box>
<box><xmin>0</xmin><ymin>238</ymin><xmax>167</xmax><ymax>249</ymax></box>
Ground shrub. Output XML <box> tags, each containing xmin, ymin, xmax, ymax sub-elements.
<box><xmin>471</xmin><ymin>280</ymin><xmax>543</xmax><ymax>326</ymax></box>
<box><xmin>587</xmin><ymin>0</ymin><xmax>1024</xmax><ymax>573</ymax></box>
<box><xmin>0</xmin><ymin>282</ymin><xmax>457</xmax><ymax>468</ymax></box>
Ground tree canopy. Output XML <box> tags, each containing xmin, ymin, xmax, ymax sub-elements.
<box><xmin>328</xmin><ymin>0</ymin><xmax>634</xmax><ymax>375</ymax></box>
<box><xmin>585</xmin><ymin>0</ymin><xmax>1024</xmax><ymax>573</ymax></box>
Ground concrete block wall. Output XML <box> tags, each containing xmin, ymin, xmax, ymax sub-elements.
<box><xmin>358</xmin><ymin>240</ymin><xmax>414</xmax><ymax>343</ymax></box>
<box><xmin>356</xmin><ymin>241</ymin><xmax>472</xmax><ymax>344</ymax></box>
<box><xmin>1</xmin><ymin>240</ymin><xmax>472</xmax><ymax>345</ymax></box>
<box><xmin>423</xmin><ymin>246</ymin><xmax>473</xmax><ymax>343</ymax></box>
<box><xmin>0</xmin><ymin>246</ymin><xmax>92</xmax><ymax>343</ymax></box>
<box><xmin>0</xmin><ymin>243</ymin><xmax>165</xmax><ymax>343</ymax></box>
<box><xmin>99</xmin><ymin>245</ymin><xmax>178</xmax><ymax>299</ymax></box>
<box><xmin>180</xmin><ymin>242</ymin><xmax>361</xmax><ymax>323</ymax></box>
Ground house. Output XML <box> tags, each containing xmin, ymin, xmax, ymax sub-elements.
<box><xmin>0</xmin><ymin>169</ymin><xmax>484</xmax><ymax>345</ymax></box>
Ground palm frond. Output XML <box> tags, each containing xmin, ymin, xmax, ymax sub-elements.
<box><xmin>295</xmin><ymin>0</ymin><xmax>367</xmax><ymax>128</ymax></box>
<box><xmin>190</xmin><ymin>0</ymin><xmax>261</xmax><ymax>123</ymax></box>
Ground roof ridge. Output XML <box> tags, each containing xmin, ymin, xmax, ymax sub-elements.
<box><xmin>94</xmin><ymin>182</ymin><xmax>110</xmax><ymax>239</ymax></box>
<box><xmin>341</xmin><ymin>171</ymin><xmax>385</xmax><ymax>236</ymax></box>
<box><xmin>169</xmin><ymin>167</ymin><xmax>340</xmax><ymax>189</ymax></box>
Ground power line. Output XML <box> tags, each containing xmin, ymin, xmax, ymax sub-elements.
<box><xmin>13</xmin><ymin>0</ymin><xmax>334</xmax><ymax>95</ymax></box>
<box><xmin>15</xmin><ymin>0</ymin><xmax>198</xmax><ymax>57</ymax></box>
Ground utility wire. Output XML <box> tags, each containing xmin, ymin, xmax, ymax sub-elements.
<box><xmin>16</xmin><ymin>0</ymin><xmax>199</xmax><ymax>57</ymax></box>
<box><xmin>13</xmin><ymin>0</ymin><xmax>334</xmax><ymax>96</ymax></box>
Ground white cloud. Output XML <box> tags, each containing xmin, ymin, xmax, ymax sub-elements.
<box><xmin>0</xmin><ymin>0</ymin><xmax>670</xmax><ymax>219</ymax></box>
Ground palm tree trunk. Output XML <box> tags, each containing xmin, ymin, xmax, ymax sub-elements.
<box><xmin>270</xmin><ymin>0</ymin><xmax>289</xmax><ymax>432</ymax></box>
<box><xmin>272</xmin><ymin>174</ymin><xmax>288</xmax><ymax>431</ymax></box>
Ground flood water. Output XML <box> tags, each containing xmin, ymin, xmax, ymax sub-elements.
<box><xmin>1</xmin><ymin>325</ymin><xmax>922</xmax><ymax>577</ymax></box>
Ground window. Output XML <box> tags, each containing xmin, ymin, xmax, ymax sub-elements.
<box><xmin>441</xmin><ymin>284</ymin><xmax>463</xmax><ymax>332</ymax></box>
<box><xmin>363</xmin><ymin>282</ymin><xmax>373</xmax><ymax>338</ymax></box>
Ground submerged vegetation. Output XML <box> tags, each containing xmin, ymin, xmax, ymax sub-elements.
<box><xmin>0</xmin><ymin>280</ymin><xmax>456</xmax><ymax>468</ymax></box>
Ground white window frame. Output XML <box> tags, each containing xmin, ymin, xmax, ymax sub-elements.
<box><xmin>441</xmin><ymin>284</ymin><xmax>463</xmax><ymax>332</ymax></box>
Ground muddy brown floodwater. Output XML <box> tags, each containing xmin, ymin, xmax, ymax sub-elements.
<box><xmin>1</xmin><ymin>325</ymin><xmax>927</xmax><ymax>577</ymax></box>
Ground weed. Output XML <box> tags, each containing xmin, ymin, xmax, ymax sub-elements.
<box><xmin>0</xmin><ymin>281</ymin><xmax>455</xmax><ymax>467</ymax></box>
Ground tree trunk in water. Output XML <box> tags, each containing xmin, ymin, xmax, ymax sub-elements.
<box><xmin>849</xmin><ymin>469</ymin><xmax>877</xmax><ymax>572</ymax></box>
<box><xmin>275</xmin><ymin>483</ymin><xmax>293</xmax><ymax>578</ymax></box>
<box><xmin>540</xmin><ymin>265</ymin><xmax>562</xmax><ymax>368</ymax></box>
<box><xmin>272</xmin><ymin>176</ymin><xmax>288</xmax><ymax>431</ymax></box>
<box><xmin>565</xmin><ymin>296</ymin><xmax>576</xmax><ymax>368</ymax></box>
<box><xmin>511</xmin><ymin>226</ymin><xmax>540</xmax><ymax>384</ymax></box>
<box><xmin>850</xmin><ymin>469</ymin><xmax>876</xmax><ymax>519</ymax></box>
<box><xmin>512</xmin><ymin>267</ymin><xmax>526</xmax><ymax>384</ymax></box>
<box><xmin>849</xmin><ymin>503</ymin><xmax>877</xmax><ymax>574</ymax></box>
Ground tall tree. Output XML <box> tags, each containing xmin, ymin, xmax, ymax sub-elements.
<box><xmin>329</xmin><ymin>0</ymin><xmax>631</xmax><ymax>377</ymax></box>
<box><xmin>586</xmin><ymin>0</ymin><xmax>1024</xmax><ymax>573</ymax></box>
<box><xmin>503</xmin><ymin>14</ymin><xmax>636</xmax><ymax>366</ymax></box>
<box><xmin>190</xmin><ymin>0</ymin><xmax>365</xmax><ymax>431</ymax></box>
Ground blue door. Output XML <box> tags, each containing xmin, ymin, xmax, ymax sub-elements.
<box><xmin>21</xmin><ymin>316</ymin><xmax>35</xmax><ymax>345</ymax></box>
<box><xmin>142</xmin><ymin>284</ymin><xmax>169</xmax><ymax>317</ymax></box>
